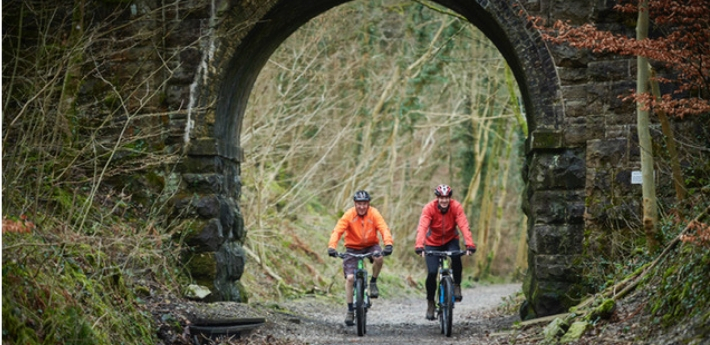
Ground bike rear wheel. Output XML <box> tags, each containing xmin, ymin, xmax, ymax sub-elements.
<box><xmin>440</xmin><ymin>277</ymin><xmax>454</xmax><ymax>337</ymax></box>
<box><xmin>355</xmin><ymin>278</ymin><xmax>366</xmax><ymax>336</ymax></box>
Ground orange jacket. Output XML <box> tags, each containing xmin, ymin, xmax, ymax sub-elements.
<box><xmin>328</xmin><ymin>206</ymin><xmax>393</xmax><ymax>250</ymax></box>
<box><xmin>415</xmin><ymin>199</ymin><xmax>475</xmax><ymax>248</ymax></box>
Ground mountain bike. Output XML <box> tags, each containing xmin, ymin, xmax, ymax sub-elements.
<box><xmin>425</xmin><ymin>250</ymin><xmax>467</xmax><ymax>337</ymax></box>
<box><xmin>336</xmin><ymin>251</ymin><xmax>383</xmax><ymax>336</ymax></box>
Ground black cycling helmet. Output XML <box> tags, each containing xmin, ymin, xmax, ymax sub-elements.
<box><xmin>353</xmin><ymin>190</ymin><xmax>371</xmax><ymax>202</ymax></box>
<box><xmin>434</xmin><ymin>184</ymin><xmax>452</xmax><ymax>197</ymax></box>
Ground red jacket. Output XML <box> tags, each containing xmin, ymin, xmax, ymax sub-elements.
<box><xmin>329</xmin><ymin>206</ymin><xmax>393</xmax><ymax>250</ymax></box>
<box><xmin>415</xmin><ymin>199</ymin><xmax>475</xmax><ymax>248</ymax></box>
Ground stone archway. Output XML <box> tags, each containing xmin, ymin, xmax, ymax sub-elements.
<box><xmin>175</xmin><ymin>0</ymin><xmax>621</xmax><ymax>318</ymax></box>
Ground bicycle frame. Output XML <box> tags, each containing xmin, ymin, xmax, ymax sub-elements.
<box><xmin>336</xmin><ymin>251</ymin><xmax>382</xmax><ymax>336</ymax></box>
<box><xmin>432</xmin><ymin>252</ymin><xmax>455</xmax><ymax>310</ymax></box>
<box><xmin>352</xmin><ymin>255</ymin><xmax>371</xmax><ymax>310</ymax></box>
<box><xmin>425</xmin><ymin>250</ymin><xmax>466</xmax><ymax>337</ymax></box>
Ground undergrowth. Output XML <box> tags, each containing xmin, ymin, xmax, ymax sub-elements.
<box><xmin>646</xmin><ymin>208</ymin><xmax>710</xmax><ymax>333</ymax></box>
<box><xmin>2</xmin><ymin>212</ymin><xmax>188</xmax><ymax>345</ymax></box>
<box><xmin>2</xmin><ymin>3</ymin><xmax>190</xmax><ymax>343</ymax></box>
<box><xmin>570</xmin><ymin>203</ymin><xmax>710</xmax><ymax>343</ymax></box>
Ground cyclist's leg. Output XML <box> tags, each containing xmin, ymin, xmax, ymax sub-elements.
<box><xmin>343</xmin><ymin>250</ymin><xmax>359</xmax><ymax>304</ymax></box>
<box><xmin>424</xmin><ymin>245</ymin><xmax>440</xmax><ymax>301</ymax></box>
<box><xmin>345</xmin><ymin>274</ymin><xmax>355</xmax><ymax>304</ymax></box>
<box><xmin>445</xmin><ymin>240</ymin><xmax>464</xmax><ymax>301</ymax></box>
<box><xmin>424</xmin><ymin>245</ymin><xmax>441</xmax><ymax>320</ymax></box>
<box><xmin>361</xmin><ymin>245</ymin><xmax>382</xmax><ymax>298</ymax></box>
<box><xmin>445</xmin><ymin>241</ymin><xmax>463</xmax><ymax>285</ymax></box>
<box><xmin>368</xmin><ymin>244</ymin><xmax>383</xmax><ymax>278</ymax></box>
<box><xmin>343</xmin><ymin>248</ymin><xmax>360</xmax><ymax>325</ymax></box>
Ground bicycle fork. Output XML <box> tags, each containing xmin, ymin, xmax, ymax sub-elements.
<box><xmin>353</xmin><ymin>261</ymin><xmax>371</xmax><ymax>309</ymax></box>
<box><xmin>437</xmin><ymin>259</ymin><xmax>455</xmax><ymax>313</ymax></box>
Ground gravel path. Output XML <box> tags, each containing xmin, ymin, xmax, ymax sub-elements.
<box><xmin>257</xmin><ymin>283</ymin><xmax>522</xmax><ymax>345</ymax></box>
<box><xmin>159</xmin><ymin>281</ymin><xmax>703</xmax><ymax>345</ymax></box>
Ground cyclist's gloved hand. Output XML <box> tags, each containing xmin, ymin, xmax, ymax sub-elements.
<box><xmin>328</xmin><ymin>248</ymin><xmax>338</xmax><ymax>257</ymax></box>
<box><xmin>466</xmin><ymin>246</ymin><xmax>477</xmax><ymax>255</ymax></box>
<box><xmin>415</xmin><ymin>247</ymin><xmax>424</xmax><ymax>256</ymax></box>
<box><xmin>383</xmin><ymin>245</ymin><xmax>393</xmax><ymax>256</ymax></box>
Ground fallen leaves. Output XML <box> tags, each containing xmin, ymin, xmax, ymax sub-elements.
<box><xmin>2</xmin><ymin>215</ymin><xmax>35</xmax><ymax>234</ymax></box>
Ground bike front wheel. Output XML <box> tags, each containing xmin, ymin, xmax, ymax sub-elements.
<box><xmin>355</xmin><ymin>278</ymin><xmax>366</xmax><ymax>336</ymax></box>
<box><xmin>439</xmin><ymin>277</ymin><xmax>454</xmax><ymax>337</ymax></box>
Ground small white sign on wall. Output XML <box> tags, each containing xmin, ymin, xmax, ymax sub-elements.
<box><xmin>631</xmin><ymin>171</ymin><xmax>643</xmax><ymax>184</ymax></box>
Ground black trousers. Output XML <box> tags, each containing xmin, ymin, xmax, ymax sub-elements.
<box><xmin>425</xmin><ymin>240</ymin><xmax>462</xmax><ymax>301</ymax></box>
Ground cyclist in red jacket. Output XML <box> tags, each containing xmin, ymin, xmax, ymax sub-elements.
<box><xmin>414</xmin><ymin>184</ymin><xmax>476</xmax><ymax>320</ymax></box>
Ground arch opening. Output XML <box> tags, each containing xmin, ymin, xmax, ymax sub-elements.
<box><xmin>239</xmin><ymin>0</ymin><xmax>529</xmax><ymax>298</ymax></box>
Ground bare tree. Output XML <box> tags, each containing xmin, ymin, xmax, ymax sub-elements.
<box><xmin>636</xmin><ymin>0</ymin><xmax>660</xmax><ymax>252</ymax></box>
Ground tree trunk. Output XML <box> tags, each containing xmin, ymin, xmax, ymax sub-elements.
<box><xmin>636</xmin><ymin>0</ymin><xmax>660</xmax><ymax>252</ymax></box>
<box><xmin>475</xmin><ymin>126</ymin><xmax>502</xmax><ymax>278</ymax></box>
<box><xmin>488</xmin><ymin>119</ymin><xmax>515</xmax><ymax>275</ymax></box>
<box><xmin>56</xmin><ymin>0</ymin><xmax>86</xmax><ymax>142</ymax></box>
<box><xmin>650</xmin><ymin>69</ymin><xmax>686</xmax><ymax>202</ymax></box>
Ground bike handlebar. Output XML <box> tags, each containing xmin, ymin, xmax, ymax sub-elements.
<box><xmin>336</xmin><ymin>251</ymin><xmax>387</xmax><ymax>259</ymax></box>
<box><xmin>424</xmin><ymin>250</ymin><xmax>468</xmax><ymax>257</ymax></box>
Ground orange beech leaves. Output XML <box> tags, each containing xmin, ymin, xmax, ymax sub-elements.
<box><xmin>529</xmin><ymin>0</ymin><xmax>710</xmax><ymax>118</ymax></box>
<box><xmin>2</xmin><ymin>215</ymin><xmax>35</xmax><ymax>234</ymax></box>
<box><xmin>680</xmin><ymin>220</ymin><xmax>710</xmax><ymax>247</ymax></box>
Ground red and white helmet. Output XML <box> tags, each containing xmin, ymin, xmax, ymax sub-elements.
<box><xmin>434</xmin><ymin>184</ymin><xmax>452</xmax><ymax>197</ymax></box>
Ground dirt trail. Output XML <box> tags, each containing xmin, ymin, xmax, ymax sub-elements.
<box><xmin>259</xmin><ymin>283</ymin><xmax>522</xmax><ymax>345</ymax></box>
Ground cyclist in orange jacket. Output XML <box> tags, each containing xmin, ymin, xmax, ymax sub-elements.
<box><xmin>328</xmin><ymin>190</ymin><xmax>394</xmax><ymax>326</ymax></box>
<box><xmin>414</xmin><ymin>184</ymin><xmax>476</xmax><ymax>320</ymax></box>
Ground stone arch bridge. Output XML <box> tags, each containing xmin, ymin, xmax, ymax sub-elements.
<box><xmin>85</xmin><ymin>0</ymin><xmax>647</xmax><ymax>318</ymax></box>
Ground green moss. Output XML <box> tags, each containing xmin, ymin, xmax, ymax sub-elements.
<box><xmin>103</xmin><ymin>94</ymin><xmax>120</xmax><ymax>108</ymax></box>
<box><xmin>531</xmin><ymin>130</ymin><xmax>563</xmax><ymax>149</ymax></box>
<box><xmin>134</xmin><ymin>285</ymin><xmax>151</xmax><ymax>297</ymax></box>
<box><xmin>586</xmin><ymin>298</ymin><xmax>615</xmax><ymax>321</ymax></box>
<box><xmin>183</xmin><ymin>252</ymin><xmax>217</xmax><ymax>287</ymax></box>
<box><xmin>145</xmin><ymin>170</ymin><xmax>166</xmax><ymax>190</ymax></box>
<box><xmin>180</xmin><ymin>219</ymin><xmax>209</xmax><ymax>244</ymax></box>
<box><xmin>543</xmin><ymin>317</ymin><xmax>568</xmax><ymax>340</ymax></box>
<box><xmin>561</xmin><ymin>321</ymin><xmax>589</xmax><ymax>343</ymax></box>
<box><xmin>237</xmin><ymin>280</ymin><xmax>250</xmax><ymax>303</ymax></box>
